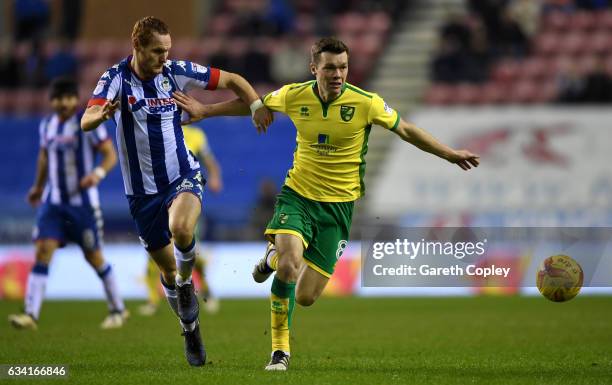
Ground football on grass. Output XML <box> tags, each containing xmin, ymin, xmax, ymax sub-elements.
<box><xmin>536</xmin><ymin>255</ymin><xmax>583</xmax><ymax>302</ymax></box>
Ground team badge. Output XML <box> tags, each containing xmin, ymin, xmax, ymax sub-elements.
<box><xmin>279</xmin><ymin>213</ymin><xmax>289</xmax><ymax>225</ymax></box>
<box><xmin>340</xmin><ymin>105</ymin><xmax>355</xmax><ymax>122</ymax></box>
<box><xmin>160</xmin><ymin>77</ymin><xmax>172</xmax><ymax>92</ymax></box>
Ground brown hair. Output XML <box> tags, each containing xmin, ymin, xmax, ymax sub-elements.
<box><xmin>131</xmin><ymin>16</ymin><xmax>170</xmax><ymax>48</ymax></box>
<box><xmin>310</xmin><ymin>37</ymin><xmax>349</xmax><ymax>64</ymax></box>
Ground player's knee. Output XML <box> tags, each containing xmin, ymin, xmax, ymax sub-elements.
<box><xmin>35</xmin><ymin>242</ymin><xmax>55</xmax><ymax>263</ymax></box>
<box><xmin>276</xmin><ymin>251</ymin><xmax>301</xmax><ymax>281</ymax></box>
<box><xmin>296</xmin><ymin>292</ymin><xmax>316</xmax><ymax>307</ymax></box>
<box><xmin>159</xmin><ymin>266</ymin><xmax>177</xmax><ymax>284</ymax></box>
<box><xmin>169</xmin><ymin>221</ymin><xmax>193</xmax><ymax>245</ymax></box>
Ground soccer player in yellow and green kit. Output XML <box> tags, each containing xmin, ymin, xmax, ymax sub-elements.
<box><xmin>172</xmin><ymin>37</ymin><xmax>480</xmax><ymax>371</ymax></box>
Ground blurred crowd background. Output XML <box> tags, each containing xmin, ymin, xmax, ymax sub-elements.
<box><xmin>0</xmin><ymin>0</ymin><xmax>610</xmax><ymax>246</ymax></box>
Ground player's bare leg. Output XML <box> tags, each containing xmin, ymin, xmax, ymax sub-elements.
<box><xmin>264</xmin><ymin>233</ymin><xmax>304</xmax><ymax>371</ymax></box>
<box><xmin>295</xmin><ymin>265</ymin><xmax>329</xmax><ymax>307</ymax></box>
<box><xmin>83</xmin><ymin>249</ymin><xmax>127</xmax><ymax>329</ymax></box>
<box><xmin>168</xmin><ymin>192</ymin><xmax>206</xmax><ymax>366</ymax></box>
<box><xmin>9</xmin><ymin>239</ymin><xmax>58</xmax><ymax>330</ymax></box>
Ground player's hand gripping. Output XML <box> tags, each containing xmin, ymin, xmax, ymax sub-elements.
<box><xmin>446</xmin><ymin>150</ymin><xmax>480</xmax><ymax>171</ymax></box>
<box><xmin>251</xmin><ymin>102</ymin><xmax>273</xmax><ymax>134</ymax></box>
<box><xmin>26</xmin><ymin>186</ymin><xmax>44</xmax><ymax>207</ymax></box>
<box><xmin>100</xmin><ymin>100</ymin><xmax>120</xmax><ymax>121</ymax></box>
<box><xmin>173</xmin><ymin>91</ymin><xmax>208</xmax><ymax>124</ymax></box>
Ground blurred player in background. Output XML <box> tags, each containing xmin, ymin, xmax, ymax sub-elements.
<box><xmin>139</xmin><ymin>124</ymin><xmax>222</xmax><ymax>317</ymax></box>
<box><xmin>8</xmin><ymin>77</ymin><xmax>125</xmax><ymax>330</ymax></box>
<box><xmin>174</xmin><ymin>37</ymin><xmax>480</xmax><ymax>371</ymax></box>
<box><xmin>80</xmin><ymin>16</ymin><xmax>272</xmax><ymax>366</ymax></box>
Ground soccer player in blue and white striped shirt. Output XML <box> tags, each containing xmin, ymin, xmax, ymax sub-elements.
<box><xmin>81</xmin><ymin>16</ymin><xmax>273</xmax><ymax>366</ymax></box>
<box><xmin>9</xmin><ymin>77</ymin><xmax>126</xmax><ymax>331</ymax></box>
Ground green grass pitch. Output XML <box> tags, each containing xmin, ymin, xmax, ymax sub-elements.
<box><xmin>1</xmin><ymin>296</ymin><xmax>611</xmax><ymax>384</ymax></box>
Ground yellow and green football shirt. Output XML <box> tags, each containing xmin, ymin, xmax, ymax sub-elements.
<box><xmin>263</xmin><ymin>80</ymin><xmax>400</xmax><ymax>202</ymax></box>
<box><xmin>182</xmin><ymin>124</ymin><xmax>211</xmax><ymax>160</ymax></box>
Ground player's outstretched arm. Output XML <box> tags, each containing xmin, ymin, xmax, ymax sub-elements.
<box><xmin>174</xmin><ymin>69</ymin><xmax>273</xmax><ymax>132</ymax></box>
<box><xmin>393</xmin><ymin>118</ymin><xmax>480</xmax><ymax>171</ymax></box>
<box><xmin>174</xmin><ymin>92</ymin><xmax>249</xmax><ymax>120</ymax></box>
<box><xmin>26</xmin><ymin>149</ymin><xmax>48</xmax><ymax>207</ymax></box>
<box><xmin>81</xmin><ymin>101</ymin><xmax>119</xmax><ymax>132</ymax></box>
<box><xmin>79</xmin><ymin>140</ymin><xmax>118</xmax><ymax>188</ymax></box>
<box><xmin>174</xmin><ymin>92</ymin><xmax>274</xmax><ymax>134</ymax></box>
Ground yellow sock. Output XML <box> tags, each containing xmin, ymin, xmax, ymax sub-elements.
<box><xmin>146</xmin><ymin>258</ymin><xmax>161</xmax><ymax>306</ymax></box>
<box><xmin>270</xmin><ymin>277</ymin><xmax>295</xmax><ymax>353</ymax></box>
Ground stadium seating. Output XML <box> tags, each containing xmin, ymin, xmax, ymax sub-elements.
<box><xmin>426</xmin><ymin>5</ymin><xmax>612</xmax><ymax>105</ymax></box>
<box><xmin>0</xmin><ymin>1</ymin><xmax>395</xmax><ymax>114</ymax></box>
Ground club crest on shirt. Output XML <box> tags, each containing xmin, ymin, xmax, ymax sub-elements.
<box><xmin>340</xmin><ymin>105</ymin><xmax>355</xmax><ymax>122</ymax></box>
<box><xmin>159</xmin><ymin>77</ymin><xmax>172</xmax><ymax>92</ymax></box>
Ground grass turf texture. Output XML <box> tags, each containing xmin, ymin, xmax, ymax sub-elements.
<box><xmin>1</xmin><ymin>297</ymin><xmax>611</xmax><ymax>384</ymax></box>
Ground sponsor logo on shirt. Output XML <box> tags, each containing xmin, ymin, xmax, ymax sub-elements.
<box><xmin>310</xmin><ymin>133</ymin><xmax>338</xmax><ymax>156</ymax></box>
<box><xmin>48</xmin><ymin>135</ymin><xmax>78</xmax><ymax>150</ymax></box>
<box><xmin>190</xmin><ymin>63</ymin><xmax>208</xmax><ymax>74</ymax></box>
<box><xmin>128</xmin><ymin>96</ymin><xmax>177</xmax><ymax>113</ymax></box>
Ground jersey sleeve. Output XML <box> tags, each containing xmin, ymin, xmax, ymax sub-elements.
<box><xmin>87</xmin><ymin>122</ymin><xmax>110</xmax><ymax>148</ymax></box>
<box><xmin>38</xmin><ymin>118</ymin><xmax>48</xmax><ymax>149</ymax></box>
<box><xmin>171</xmin><ymin>60</ymin><xmax>220</xmax><ymax>92</ymax></box>
<box><xmin>368</xmin><ymin>94</ymin><xmax>400</xmax><ymax>131</ymax></box>
<box><xmin>87</xmin><ymin>66</ymin><xmax>121</xmax><ymax>107</ymax></box>
<box><xmin>262</xmin><ymin>84</ymin><xmax>291</xmax><ymax>113</ymax></box>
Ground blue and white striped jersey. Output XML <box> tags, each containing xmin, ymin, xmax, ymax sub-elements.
<box><xmin>88</xmin><ymin>56</ymin><xmax>219</xmax><ymax>196</ymax></box>
<box><xmin>39</xmin><ymin>111</ymin><xmax>109</xmax><ymax>207</ymax></box>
